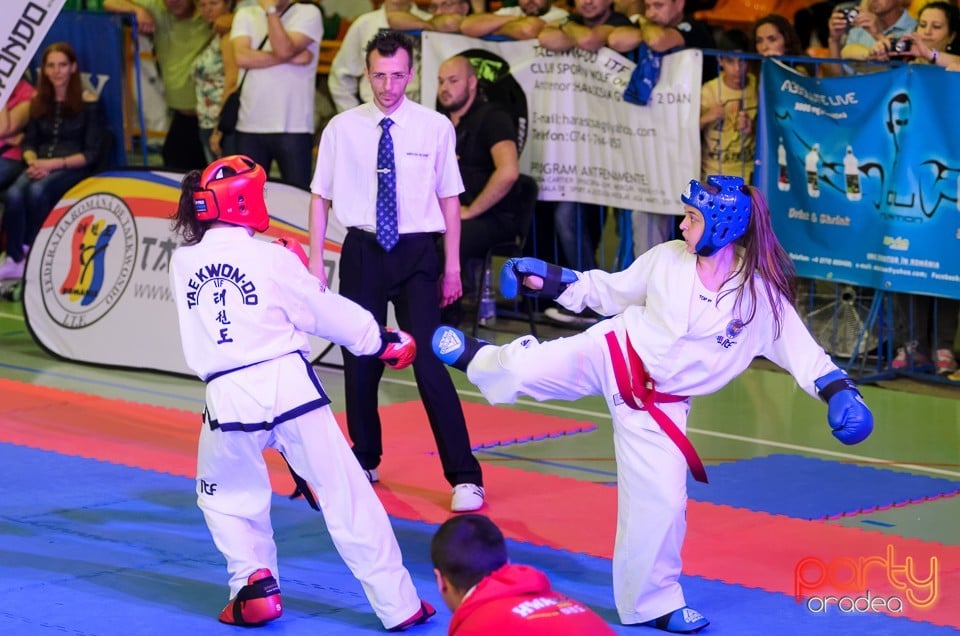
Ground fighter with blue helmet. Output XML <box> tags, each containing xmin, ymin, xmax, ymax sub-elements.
<box><xmin>431</xmin><ymin>176</ymin><xmax>873</xmax><ymax>633</ymax></box>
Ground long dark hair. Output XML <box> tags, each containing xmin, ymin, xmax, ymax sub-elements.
<box><xmin>172</xmin><ymin>170</ymin><xmax>208</xmax><ymax>245</ymax></box>
<box><xmin>30</xmin><ymin>42</ymin><xmax>84</xmax><ymax>119</ymax></box>
<box><xmin>723</xmin><ymin>186</ymin><xmax>797</xmax><ymax>339</ymax></box>
<box><xmin>752</xmin><ymin>14</ymin><xmax>803</xmax><ymax>56</ymax></box>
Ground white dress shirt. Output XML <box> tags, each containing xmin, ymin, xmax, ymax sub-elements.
<box><xmin>312</xmin><ymin>97</ymin><xmax>464</xmax><ymax>234</ymax></box>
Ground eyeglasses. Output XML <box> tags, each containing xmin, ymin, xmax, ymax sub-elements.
<box><xmin>369</xmin><ymin>72</ymin><xmax>410</xmax><ymax>83</ymax></box>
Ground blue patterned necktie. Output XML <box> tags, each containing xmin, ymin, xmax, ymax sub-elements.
<box><xmin>376</xmin><ymin>117</ymin><xmax>398</xmax><ymax>251</ymax></box>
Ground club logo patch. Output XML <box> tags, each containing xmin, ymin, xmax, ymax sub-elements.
<box><xmin>717</xmin><ymin>319</ymin><xmax>744</xmax><ymax>349</ymax></box>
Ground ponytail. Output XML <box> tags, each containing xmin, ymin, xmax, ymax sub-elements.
<box><xmin>172</xmin><ymin>170</ymin><xmax>207</xmax><ymax>245</ymax></box>
<box><xmin>726</xmin><ymin>186</ymin><xmax>796</xmax><ymax>338</ymax></box>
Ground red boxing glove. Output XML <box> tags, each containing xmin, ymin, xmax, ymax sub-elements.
<box><xmin>377</xmin><ymin>327</ymin><xmax>416</xmax><ymax>370</ymax></box>
<box><xmin>273</xmin><ymin>235</ymin><xmax>308</xmax><ymax>268</ymax></box>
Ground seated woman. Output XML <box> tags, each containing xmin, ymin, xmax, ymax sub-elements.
<box><xmin>0</xmin><ymin>75</ymin><xmax>36</xmax><ymax>194</ymax></box>
<box><xmin>0</xmin><ymin>42</ymin><xmax>101</xmax><ymax>280</ymax></box>
<box><xmin>868</xmin><ymin>0</ymin><xmax>960</xmax><ymax>65</ymax></box>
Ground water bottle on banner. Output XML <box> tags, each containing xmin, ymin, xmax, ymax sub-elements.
<box><xmin>478</xmin><ymin>267</ymin><xmax>496</xmax><ymax>327</ymax></box>
<box><xmin>805</xmin><ymin>144</ymin><xmax>821</xmax><ymax>198</ymax></box>
<box><xmin>777</xmin><ymin>137</ymin><xmax>790</xmax><ymax>192</ymax></box>
<box><xmin>843</xmin><ymin>146</ymin><xmax>861</xmax><ymax>201</ymax></box>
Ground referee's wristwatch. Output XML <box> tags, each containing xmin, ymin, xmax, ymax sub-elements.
<box><xmin>266</xmin><ymin>4</ymin><xmax>278</xmax><ymax>15</ymax></box>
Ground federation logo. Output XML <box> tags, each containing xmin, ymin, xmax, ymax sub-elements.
<box><xmin>39</xmin><ymin>193</ymin><xmax>138</xmax><ymax>329</ymax></box>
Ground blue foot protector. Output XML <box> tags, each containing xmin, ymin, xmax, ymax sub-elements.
<box><xmin>641</xmin><ymin>607</ymin><xmax>709</xmax><ymax>633</ymax></box>
<box><xmin>431</xmin><ymin>326</ymin><xmax>488</xmax><ymax>371</ymax></box>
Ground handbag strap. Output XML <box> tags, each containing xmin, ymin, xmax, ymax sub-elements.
<box><xmin>234</xmin><ymin>3</ymin><xmax>296</xmax><ymax>97</ymax></box>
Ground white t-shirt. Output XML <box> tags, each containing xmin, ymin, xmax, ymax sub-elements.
<box><xmin>231</xmin><ymin>3</ymin><xmax>323</xmax><ymax>134</ymax></box>
<box><xmin>495</xmin><ymin>5</ymin><xmax>568</xmax><ymax>22</ymax></box>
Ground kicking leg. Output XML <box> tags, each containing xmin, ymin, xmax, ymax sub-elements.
<box><xmin>433</xmin><ymin>325</ymin><xmax>607</xmax><ymax>405</ymax></box>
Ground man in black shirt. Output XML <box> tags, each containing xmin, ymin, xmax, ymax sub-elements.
<box><xmin>437</xmin><ymin>54</ymin><xmax>520</xmax><ymax>323</ymax></box>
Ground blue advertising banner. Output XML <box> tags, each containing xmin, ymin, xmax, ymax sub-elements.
<box><xmin>29</xmin><ymin>10</ymin><xmax>128</xmax><ymax>167</ymax></box>
<box><xmin>757</xmin><ymin>60</ymin><xmax>960</xmax><ymax>300</ymax></box>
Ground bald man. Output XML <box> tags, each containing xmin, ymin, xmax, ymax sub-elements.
<box><xmin>437</xmin><ymin>54</ymin><xmax>520</xmax><ymax>325</ymax></box>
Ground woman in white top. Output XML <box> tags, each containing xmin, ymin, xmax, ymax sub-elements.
<box><xmin>432</xmin><ymin>175</ymin><xmax>874</xmax><ymax>634</ymax></box>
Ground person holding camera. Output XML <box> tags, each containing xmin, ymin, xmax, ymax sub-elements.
<box><xmin>825</xmin><ymin>0</ymin><xmax>915</xmax><ymax>74</ymax></box>
<box><xmin>868</xmin><ymin>1</ymin><xmax>960</xmax><ymax>66</ymax></box>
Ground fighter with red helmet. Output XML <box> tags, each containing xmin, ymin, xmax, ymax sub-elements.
<box><xmin>169</xmin><ymin>156</ymin><xmax>432</xmax><ymax>631</ymax></box>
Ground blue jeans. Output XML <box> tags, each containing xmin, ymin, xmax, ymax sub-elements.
<box><xmin>2</xmin><ymin>167</ymin><xmax>89</xmax><ymax>261</ymax></box>
<box><xmin>0</xmin><ymin>157</ymin><xmax>25</xmax><ymax>192</ymax></box>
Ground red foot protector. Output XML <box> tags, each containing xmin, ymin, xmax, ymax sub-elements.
<box><xmin>218</xmin><ymin>569</ymin><xmax>283</xmax><ymax>627</ymax></box>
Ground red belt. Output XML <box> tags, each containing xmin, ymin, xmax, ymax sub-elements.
<box><xmin>604</xmin><ymin>330</ymin><xmax>708</xmax><ymax>483</ymax></box>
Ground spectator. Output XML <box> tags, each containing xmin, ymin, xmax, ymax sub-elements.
<box><xmin>389</xmin><ymin>0</ymin><xmax>472</xmax><ymax>33</ymax></box>
<box><xmin>436</xmin><ymin>54</ymin><xmax>520</xmax><ymax>326</ymax></box>
<box><xmin>826</xmin><ymin>0</ymin><xmax>916</xmax><ymax>73</ymax></box>
<box><xmin>460</xmin><ymin>0</ymin><xmax>569</xmax><ymax>39</ymax></box>
<box><xmin>752</xmin><ymin>13</ymin><xmax>806</xmax><ymax>58</ymax></box>
<box><xmin>539</xmin><ymin>0</ymin><xmax>632</xmax><ymax>53</ymax></box>
<box><xmin>431</xmin><ymin>514</ymin><xmax>617</xmax><ymax>635</ymax></box>
<box><xmin>309</xmin><ymin>31</ymin><xmax>485</xmax><ymax>513</ymax></box>
<box><xmin>0</xmin><ymin>76</ymin><xmax>36</xmax><ymax>195</ymax></box>
<box><xmin>538</xmin><ymin>0</ymin><xmax>633</xmax><ymax>324</ymax></box>
<box><xmin>608</xmin><ymin>0</ymin><xmax>718</xmax><ymax>82</ymax></box>
<box><xmin>230</xmin><ymin>0</ymin><xmax>322</xmax><ymax>189</ymax></box>
<box><xmin>607</xmin><ymin>0</ymin><xmax>717</xmax><ymax>259</ymax></box>
<box><xmin>193</xmin><ymin>0</ymin><xmax>237</xmax><ymax>163</ymax></box>
<box><xmin>699</xmin><ymin>29</ymin><xmax>757</xmax><ymax>181</ymax></box>
<box><xmin>752</xmin><ymin>14</ymin><xmax>814</xmax><ymax>77</ymax></box>
<box><xmin>328</xmin><ymin>1</ymin><xmax>432</xmax><ymax>113</ymax></box>
<box><xmin>104</xmin><ymin>0</ymin><xmax>210</xmax><ymax>170</ymax></box>
<box><xmin>868</xmin><ymin>0</ymin><xmax>960</xmax><ymax>62</ymax></box>
<box><xmin>615</xmin><ymin>0</ymin><xmax>646</xmax><ymax>22</ymax></box>
<box><xmin>0</xmin><ymin>43</ymin><xmax>102</xmax><ymax>281</ymax></box>
<box><xmin>794</xmin><ymin>0</ymin><xmax>844</xmax><ymax>50</ymax></box>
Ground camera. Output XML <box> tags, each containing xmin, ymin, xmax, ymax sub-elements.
<box><xmin>889</xmin><ymin>37</ymin><xmax>913</xmax><ymax>54</ymax></box>
<box><xmin>841</xmin><ymin>7</ymin><xmax>859</xmax><ymax>26</ymax></box>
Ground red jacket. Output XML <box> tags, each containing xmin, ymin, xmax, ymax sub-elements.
<box><xmin>449</xmin><ymin>564</ymin><xmax>616</xmax><ymax>635</ymax></box>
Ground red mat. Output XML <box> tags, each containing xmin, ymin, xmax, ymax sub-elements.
<box><xmin>1</xmin><ymin>378</ymin><xmax>957</xmax><ymax>628</ymax></box>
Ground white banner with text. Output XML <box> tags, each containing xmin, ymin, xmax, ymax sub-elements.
<box><xmin>420</xmin><ymin>33</ymin><xmax>701</xmax><ymax>214</ymax></box>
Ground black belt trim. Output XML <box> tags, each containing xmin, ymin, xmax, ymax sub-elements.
<box><xmin>204</xmin><ymin>354</ymin><xmax>331</xmax><ymax>432</ymax></box>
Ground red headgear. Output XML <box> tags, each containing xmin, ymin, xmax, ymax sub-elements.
<box><xmin>193</xmin><ymin>155</ymin><xmax>269</xmax><ymax>232</ymax></box>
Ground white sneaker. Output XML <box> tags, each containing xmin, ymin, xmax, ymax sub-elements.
<box><xmin>0</xmin><ymin>256</ymin><xmax>25</xmax><ymax>280</ymax></box>
<box><xmin>451</xmin><ymin>484</ymin><xmax>484</xmax><ymax>512</ymax></box>
<box><xmin>363</xmin><ymin>468</ymin><xmax>379</xmax><ymax>484</ymax></box>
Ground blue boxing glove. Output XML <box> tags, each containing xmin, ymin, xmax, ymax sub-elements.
<box><xmin>499</xmin><ymin>257</ymin><xmax>579</xmax><ymax>300</ymax></box>
<box><xmin>814</xmin><ymin>370</ymin><xmax>873</xmax><ymax>445</ymax></box>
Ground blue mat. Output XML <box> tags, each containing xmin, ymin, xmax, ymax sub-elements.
<box><xmin>2</xmin><ymin>443</ymin><xmax>955</xmax><ymax>635</ymax></box>
<box><xmin>687</xmin><ymin>453</ymin><xmax>960</xmax><ymax>519</ymax></box>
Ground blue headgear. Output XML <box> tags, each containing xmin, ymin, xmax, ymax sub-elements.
<box><xmin>680</xmin><ymin>175</ymin><xmax>751</xmax><ymax>256</ymax></box>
